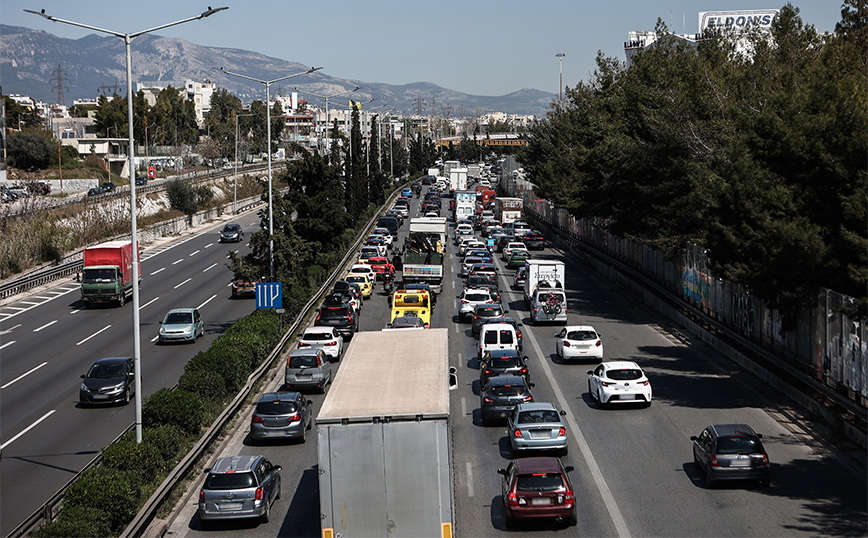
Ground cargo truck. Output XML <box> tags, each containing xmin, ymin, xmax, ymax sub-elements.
<box><xmin>317</xmin><ymin>329</ymin><xmax>455</xmax><ymax>538</ymax></box>
<box><xmin>402</xmin><ymin>217</ymin><xmax>447</xmax><ymax>294</ymax></box>
<box><xmin>449</xmin><ymin>167</ymin><xmax>468</xmax><ymax>191</ymax></box>
<box><xmin>495</xmin><ymin>197</ymin><xmax>523</xmax><ymax>224</ymax></box>
<box><xmin>523</xmin><ymin>259</ymin><xmax>565</xmax><ymax>303</ymax></box>
<box><xmin>80</xmin><ymin>240</ymin><xmax>141</xmax><ymax>307</ymax></box>
<box><xmin>453</xmin><ymin>190</ymin><xmax>477</xmax><ymax>222</ymax></box>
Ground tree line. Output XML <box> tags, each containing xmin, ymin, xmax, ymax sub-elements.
<box><xmin>518</xmin><ymin>2</ymin><xmax>866</xmax><ymax>326</ymax></box>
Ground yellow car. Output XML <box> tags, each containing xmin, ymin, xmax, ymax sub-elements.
<box><xmin>346</xmin><ymin>273</ymin><xmax>373</xmax><ymax>299</ymax></box>
<box><xmin>390</xmin><ymin>291</ymin><xmax>432</xmax><ymax>327</ymax></box>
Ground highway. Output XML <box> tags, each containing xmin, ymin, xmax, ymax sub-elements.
<box><xmin>0</xmin><ymin>214</ymin><xmax>261</xmax><ymax>536</ymax></box>
<box><xmin>164</xmin><ymin>190</ymin><xmax>866</xmax><ymax>538</ymax></box>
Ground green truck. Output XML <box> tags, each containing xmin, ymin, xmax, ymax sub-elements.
<box><xmin>80</xmin><ymin>240</ymin><xmax>141</xmax><ymax>307</ymax></box>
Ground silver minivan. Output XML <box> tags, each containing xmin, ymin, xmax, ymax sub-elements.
<box><xmin>284</xmin><ymin>348</ymin><xmax>332</xmax><ymax>392</ymax></box>
<box><xmin>530</xmin><ymin>288</ymin><xmax>568</xmax><ymax>325</ymax></box>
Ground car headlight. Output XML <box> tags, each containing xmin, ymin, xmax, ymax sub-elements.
<box><xmin>81</xmin><ymin>383</ymin><xmax>90</xmax><ymax>392</ymax></box>
<box><xmin>106</xmin><ymin>383</ymin><xmax>125</xmax><ymax>394</ymax></box>
<box><xmin>182</xmin><ymin>327</ymin><xmax>192</xmax><ymax>334</ymax></box>
<box><xmin>159</xmin><ymin>327</ymin><xmax>166</xmax><ymax>335</ymax></box>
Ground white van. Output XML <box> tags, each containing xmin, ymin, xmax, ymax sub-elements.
<box><xmin>478</xmin><ymin>323</ymin><xmax>520</xmax><ymax>358</ymax></box>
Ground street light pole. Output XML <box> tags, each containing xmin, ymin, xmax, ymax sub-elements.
<box><xmin>216</xmin><ymin>67</ymin><xmax>323</xmax><ymax>279</ymax></box>
<box><xmin>292</xmin><ymin>86</ymin><xmax>359</xmax><ymax>156</ymax></box>
<box><xmin>234</xmin><ymin>113</ymin><xmax>255</xmax><ymax>214</ymax></box>
<box><xmin>27</xmin><ymin>6</ymin><xmax>228</xmax><ymax>444</ymax></box>
<box><xmin>555</xmin><ymin>53</ymin><xmax>566</xmax><ymax>102</ymax></box>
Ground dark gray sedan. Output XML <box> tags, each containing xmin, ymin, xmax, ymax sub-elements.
<box><xmin>480</xmin><ymin>375</ymin><xmax>534</xmax><ymax>426</ymax></box>
<box><xmin>79</xmin><ymin>357</ymin><xmax>135</xmax><ymax>406</ymax></box>
<box><xmin>284</xmin><ymin>348</ymin><xmax>332</xmax><ymax>392</ymax></box>
<box><xmin>691</xmin><ymin>424</ymin><xmax>771</xmax><ymax>488</ymax></box>
<box><xmin>250</xmin><ymin>392</ymin><xmax>313</xmax><ymax>443</ymax></box>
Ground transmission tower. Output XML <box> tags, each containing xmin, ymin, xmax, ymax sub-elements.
<box><xmin>97</xmin><ymin>80</ymin><xmax>122</xmax><ymax>97</ymax></box>
<box><xmin>52</xmin><ymin>64</ymin><xmax>71</xmax><ymax>106</ymax></box>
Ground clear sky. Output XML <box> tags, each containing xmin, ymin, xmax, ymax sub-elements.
<box><xmin>1</xmin><ymin>0</ymin><xmax>844</xmax><ymax>97</ymax></box>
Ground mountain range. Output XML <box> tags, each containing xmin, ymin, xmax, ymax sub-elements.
<box><xmin>0</xmin><ymin>24</ymin><xmax>555</xmax><ymax>118</ymax></box>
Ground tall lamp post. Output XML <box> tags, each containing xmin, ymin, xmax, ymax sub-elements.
<box><xmin>555</xmin><ymin>53</ymin><xmax>566</xmax><ymax>102</ymax></box>
<box><xmin>234</xmin><ymin>113</ymin><xmax>255</xmax><ymax>214</ymax></box>
<box><xmin>27</xmin><ymin>6</ymin><xmax>228</xmax><ymax>444</ymax></box>
<box><xmin>293</xmin><ymin>86</ymin><xmax>359</xmax><ymax>155</ymax></box>
<box><xmin>216</xmin><ymin>66</ymin><xmax>323</xmax><ymax>279</ymax></box>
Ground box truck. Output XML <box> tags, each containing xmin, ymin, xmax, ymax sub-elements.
<box><xmin>402</xmin><ymin>217</ymin><xmax>447</xmax><ymax>293</ymax></box>
<box><xmin>495</xmin><ymin>197</ymin><xmax>523</xmax><ymax>224</ymax></box>
<box><xmin>80</xmin><ymin>240</ymin><xmax>141</xmax><ymax>307</ymax></box>
<box><xmin>317</xmin><ymin>329</ymin><xmax>454</xmax><ymax>538</ymax></box>
<box><xmin>523</xmin><ymin>259</ymin><xmax>565</xmax><ymax>303</ymax></box>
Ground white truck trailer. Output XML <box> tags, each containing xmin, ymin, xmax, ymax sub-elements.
<box><xmin>317</xmin><ymin>329</ymin><xmax>454</xmax><ymax>538</ymax></box>
<box><xmin>523</xmin><ymin>259</ymin><xmax>566</xmax><ymax>303</ymax></box>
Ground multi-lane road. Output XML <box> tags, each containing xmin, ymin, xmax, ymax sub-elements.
<box><xmin>161</xmin><ymin>190</ymin><xmax>866</xmax><ymax>538</ymax></box>
<box><xmin>0</xmin><ymin>214</ymin><xmax>261</xmax><ymax>536</ymax></box>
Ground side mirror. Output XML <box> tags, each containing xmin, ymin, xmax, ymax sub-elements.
<box><xmin>560</xmin><ymin>410</ymin><xmax>567</xmax><ymax>416</ymax></box>
<box><xmin>690</xmin><ymin>436</ymin><xmax>698</xmax><ymax>441</ymax></box>
<box><xmin>307</xmin><ymin>400</ymin><xmax>313</xmax><ymax>405</ymax></box>
<box><xmin>297</xmin><ymin>333</ymin><xmax>304</xmax><ymax>338</ymax></box>
<box><xmin>497</xmin><ymin>468</ymin><xmax>508</xmax><ymax>476</ymax></box>
<box><xmin>756</xmin><ymin>434</ymin><xmax>763</xmax><ymax>439</ymax></box>
<box><xmin>523</xmin><ymin>356</ymin><xmax>530</xmax><ymax>361</ymax></box>
<box><xmin>586</xmin><ymin>371</ymin><xmax>593</xmax><ymax>375</ymax></box>
<box><xmin>158</xmin><ymin>320</ymin><xmax>163</xmax><ymax>325</ymax></box>
<box><xmin>564</xmin><ymin>466</ymin><xmax>575</xmax><ymax>473</ymax></box>
<box><xmin>456</xmin><ymin>295</ymin><xmax>461</xmax><ymax>299</ymax></box>
<box><xmin>273</xmin><ymin>465</ymin><xmax>283</xmax><ymax>472</ymax></box>
<box><xmin>80</xmin><ymin>374</ymin><xmax>86</xmax><ymax>379</ymax></box>
<box><xmin>528</xmin><ymin>383</ymin><xmax>535</xmax><ymax>388</ymax></box>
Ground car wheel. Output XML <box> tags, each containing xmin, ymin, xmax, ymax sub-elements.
<box><xmin>260</xmin><ymin>495</ymin><xmax>271</xmax><ymax>523</ymax></box>
<box><xmin>123</xmin><ymin>387</ymin><xmax>131</xmax><ymax>405</ymax></box>
<box><xmin>118</xmin><ymin>293</ymin><xmax>125</xmax><ymax>307</ymax></box>
<box><xmin>588</xmin><ymin>380</ymin><xmax>597</xmax><ymax>402</ymax></box>
<box><xmin>300</xmin><ymin>425</ymin><xmax>306</xmax><ymax>444</ymax></box>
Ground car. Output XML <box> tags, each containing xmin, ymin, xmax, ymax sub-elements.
<box><xmin>469</xmin><ymin>262</ymin><xmax>497</xmax><ymax>280</ymax></box>
<box><xmin>198</xmin><ymin>455</ymin><xmax>282</xmax><ymax>524</ymax></box>
<box><xmin>460</xmin><ymin>239</ymin><xmax>486</xmax><ymax>257</ymax></box>
<box><xmin>297</xmin><ymin>326</ymin><xmax>344</xmax><ymax>362</ymax></box>
<box><xmin>372</xmin><ymin>228</ymin><xmax>394</xmax><ymax>246</ymax></box>
<box><xmin>365</xmin><ymin>256</ymin><xmax>392</xmax><ymax>280</ymax></box>
<box><xmin>158</xmin><ymin>308</ymin><xmax>204</xmax><ymax>343</ymax></box>
<box><xmin>530</xmin><ymin>287</ymin><xmax>568</xmax><ymax>325</ymax></box>
<box><xmin>464</xmin><ymin>249</ymin><xmax>493</xmax><ymax>262</ymax></box>
<box><xmin>87</xmin><ymin>187</ymin><xmax>106</xmax><ymax>196</ymax></box>
<box><xmin>478</xmin><ymin>322</ymin><xmax>521</xmax><ymax>359</ymax></box>
<box><xmin>349</xmin><ymin>264</ymin><xmax>376</xmax><ymax>282</ymax></box>
<box><xmin>479</xmin><ymin>349</ymin><xmax>529</xmax><ymax>389</ymax></box>
<box><xmin>482</xmin><ymin>220</ymin><xmax>502</xmax><ymax>237</ymax></box>
<box><xmin>691</xmin><ymin>424</ymin><xmax>771</xmax><ymax>488</ymax></box>
<box><xmin>358</xmin><ymin>245</ymin><xmax>381</xmax><ymax>263</ymax></box>
<box><xmin>497</xmin><ymin>457</ymin><xmax>576</xmax><ymax>527</ymax></box>
<box><xmin>329</xmin><ymin>283</ymin><xmax>361</xmax><ymax>312</ymax></box>
<box><xmin>507</xmin><ymin>248</ymin><xmax>531</xmax><ymax>270</ymax></box>
<box><xmin>513</xmin><ymin>266</ymin><xmax>527</xmax><ymax>290</ymax></box>
<box><xmin>495</xmin><ymin>234</ymin><xmax>515</xmax><ymax>253</ymax></box>
<box><xmin>285</xmin><ymin>348</ymin><xmax>332</xmax><ymax>392</ymax></box>
<box><xmin>465</xmin><ymin>273</ymin><xmax>499</xmax><ymax>291</ymax></box>
<box><xmin>250</xmin><ymin>392</ymin><xmax>313</xmax><ymax>443</ymax></box>
<box><xmin>135</xmin><ymin>176</ymin><xmax>148</xmax><ymax>186</ymax></box>
<box><xmin>460</xmin><ymin>256</ymin><xmax>487</xmax><ymax>278</ymax></box>
<box><xmin>101</xmin><ymin>181</ymin><xmax>116</xmax><ymax>192</ymax></box>
<box><xmin>401</xmin><ymin>283</ymin><xmax>437</xmax><ymax>307</ymax></box>
<box><xmin>377</xmin><ymin>216</ymin><xmax>400</xmax><ymax>236</ymax></box>
<box><xmin>314</xmin><ymin>302</ymin><xmax>359</xmax><ymax>340</ymax></box>
<box><xmin>346</xmin><ymin>273</ymin><xmax>373</xmax><ymax>299</ymax></box>
<box><xmin>219</xmin><ymin>223</ymin><xmax>244</xmax><ymax>243</ymax></box>
<box><xmin>480</xmin><ymin>375</ymin><xmax>534</xmax><ymax>425</ymax></box>
<box><xmin>365</xmin><ymin>236</ymin><xmax>390</xmax><ymax>255</ymax></box>
<box><xmin>79</xmin><ymin>357</ymin><xmax>135</xmax><ymax>406</ymax></box>
<box><xmin>386</xmin><ymin>316</ymin><xmax>428</xmax><ymax>330</ymax></box>
<box><xmin>522</xmin><ymin>231</ymin><xmax>546</xmax><ymax>250</ymax></box>
<box><xmin>471</xmin><ymin>303</ymin><xmax>508</xmax><ymax>338</ymax></box>
<box><xmin>384</xmin><ymin>210</ymin><xmax>404</xmax><ymax>226</ymax></box>
<box><xmin>587</xmin><ymin>361</ymin><xmax>652</xmax><ymax>406</ymax></box>
<box><xmin>231</xmin><ymin>278</ymin><xmax>257</xmax><ymax>298</ymax></box>
<box><xmin>555</xmin><ymin>326</ymin><xmax>602</xmax><ymax>361</ymax></box>
<box><xmin>507</xmin><ymin>402</ymin><xmax>568</xmax><ymax>456</ymax></box>
<box><xmin>457</xmin><ymin>288</ymin><xmax>494</xmax><ymax>322</ymax></box>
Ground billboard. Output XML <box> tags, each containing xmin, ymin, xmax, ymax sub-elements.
<box><xmin>699</xmin><ymin>10</ymin><xmax>778</xmax><ymax>32</ymax></box>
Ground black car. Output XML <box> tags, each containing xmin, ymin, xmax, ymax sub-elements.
<box><xmin>79</xmin><ymin>357</ymin><xmax>135</xmax><ymax>406</ymax></box>
<box><xmin>135</xmin><ymin>176</ymin><xmax>148</xmax><ymax>186</ymax></box>
<box><xmin>691</xmin><ymin>424</ymin><xmax>771</xmax><ymax>488</ymax></box>
<box><xmin>101</xmin><ymin>181</ymin><xmax>116</xmax><ymax>192</ymax></box>
<box><xmin>219</xmin><ymin>223</ymin><xmax>244</xmax><ymax>243</ymax></box>
<box><xmin>315</xmin><ymin>303</ymin><xmax>358</xmax><ymax>341</ymax></box>
<box><xmin>495</xmin><ymin>234</ymin><xmax>515</xmax><ymax>253</ymax></box>
<box><xmin>522</xmin><ymin>231</ymin><xmax>547</xmax><ymax>250</ymax></box>
<box><xmin>87</xmin><ymin>187</ymin><xmax>106</xmax><ymax>197</ymax></box>
<box><xmin>480</xmin><ymin>375</ymin><xmax>534</xmax><ymax>426</ymax></box>
<box><xmin>472</xmin><ymin>303</ymin><xmax>508</xmax><ymax>338</ymax></box>
<box><xmin>480</xmin><ymin>350</ymin><xmax>530</xmax><ymax>390</ymax></box>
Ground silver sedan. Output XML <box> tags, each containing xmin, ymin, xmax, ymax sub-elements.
<box><xmin>507</xmin><ymin>402</ymin><xmax>568</xmax><ymax>456</ymax></box>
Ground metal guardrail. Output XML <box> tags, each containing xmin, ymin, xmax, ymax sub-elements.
<box><xmin>6</xmin><ymin>179</ymin><xmax>407</xmax><ymax>538</ymax></box>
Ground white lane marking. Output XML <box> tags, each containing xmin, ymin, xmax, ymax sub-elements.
<box><xmin>151</xmin><ymin>335</ymin><xmax>160</xmax><ymax>342</ymax></box>
<box><xmin>189</xmin><ymin>250</ymin><xmax>200</xmax><ymax>256</ymax></box>
<box><xmin>76</xmin><ymin>325</ymin><xmax>111</xmax><ymax>346</ymax></box>
<box><xmin>0</xmin><ymin>410</ymin><xmax>55</xmax><ymax>449</ymax></box>
<box><xmin>204</xmin><ymin>242</ymin><xmax>214</xmax><ymax>248</ymax></box>
<box><xmin>172</xmin><ymin>259</ymin><xmax>184</xmax><ymax>265</ymax></box>
<box><xmin>33</xmin><ymin>320</ymin><xmax>58</xmax><ymax>332</ymax></box>
<box><xmin>140</xmin><ymin>297</ymin><xmax>160</xmax><ymax>309</ymax></box>
<box><xmin>1</xmin><ymin>323</ymin><xmax>22</xmax><ymax>333</ymax></box>
<box><xmin>33</xmin><ymin>296</ymin><xmax>52</xmax><ymax>300</ymax></box>
<box><xmin>203</xmin><ymin>263</ymin><xmax>217</xmax><ymax>272</ymax></box>
<box><xmin>461</xmin><ymin>396</ymin><xmax>467</xmax><ymax>416</ymax></box>
<box><xmin>19</xmin><ymin>302</ymin><xmax>40</xmax><ymax>306</ymax></box>
<box><xmin>525</xmin><ymin>327</ymin><xmax>632</xmax><ymax>538</ymax></box>
<box><xmin>0</xmin><ymin>341</ymin><xmax>16</xmax><ymax>350</ymax></box>
<box><xmin>151</xmin><ymin>267</ymin><xmax>166</xmax><ymax>275</ymax></box>
<box><xmin>466</xmin><ymin>462</ymin><xmax>475</xmax><ymax>498</ymax></box>
<box><xmin>3</xmin><ymin>306</ymin><xmax>26</xmax><ymax>311</ymax></box>
<box><xmin>70</xmin><ymin>307</ymin><xmax>85</xmax><ymax>314</ymax></box>
<box><xmin>198</xmin><ymin>295</ymin><xmax>217</xmax><ymax>309</ymax></box>
<box><xmin>2</xmin><ymin>361</ymin><xmax>48</xmax><ymax>389</ymax></box>
<box><xmin>174</xmin><ymin>278</ymin><xmax>192</xmax><ymax>289</ymax></box>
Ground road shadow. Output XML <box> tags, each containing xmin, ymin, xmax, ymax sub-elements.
<box><xmin>276</xmin><ymin>466</ymin><xmax>322</xmax><ymax>537</ymax></box>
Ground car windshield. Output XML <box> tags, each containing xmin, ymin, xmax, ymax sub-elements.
<box><xmin>223</xmin><ymin>225</ymin><xmax>240</xmax><ymax>232</ymax></box>
<box><xmin>347</xmin><ymin>276</ymin><xmax>365</xmax><ymax>284</ymax></box>
<box><xmin>717</xmin><ymin>436</ymin><xmax>764</xmax><ymax>454</ymax></box>
<box><xmin>540</xmin><ymin>293</ymin><xmax>563</xmax><ymax>303</ymax></box>
<box><xmin>87</xmin><ymin>362</ymin><xmax>125</xmax><ymax>378</ymax></box>
<box><xmin>289</xmin><ymin>354</ymin><xmax>319</xmax><ymax>368</ymax></box>
<box><xmin>82</xmin><ymin>268</ymin><xmax>117</xmax><ymax>282</ymax></box>
<box><xmin>489</xmin><ymin>356</ymin><xmax>521</xmax><ymax>368</ymax></box>
<box><xmin>606</xmin><ymin>368</ymin><xmax>642</xmax><ymax>380</ymax></box>
<box><xmin>518</xmin><ymin>410</ymin><xmax>561</xmax><ymax>424</ymax></box>
<box><xmin>165</xmin><ymin>312</ymin><xmax>192</xmax><ymax>324</ymax></box>
<box><xmin>466</xmin><ymin>293</ymin><xmax>489</xmax><ymax>302</ymax></box>
<box><xmin>392</xmin><ymin>318</ymin><xmax>423</xmax><ymax>328</ymax></box>
<box><xmin>303</xmin><ymin>331</ymin><xmax>332</xmax><ymax>341</ymax></box>
<box><xmin>567</xmin><ymin>330</ymin><xmax>597</xmax><ymax>341</ymax></box>
<box><xmin>255</xmin><ymin>401</ymin><xmax>297</xmax><ymax>415</ymax></box>
<box><xmin>204</xmin><ymin>472</ymin><xmax>256</xmax><ymax>490</ymax></box>
<box><xmin>477</xmin><ymin>307</ymin><xmax>503</xmax><ymax>317</ymax></box>
<box><xmin>490</xmin><ymin>385</ymin><xmax>524</xmax><ymax>397</ymax></box>
<box><xmin>516</xmin><ymin>473</ymin><xmax>564</xmax><ymax>492</ymax></box>
<box><xmin>320</xmin><ymin>308</ymin><xmax>348</xmax><ymax>320</ymax></box>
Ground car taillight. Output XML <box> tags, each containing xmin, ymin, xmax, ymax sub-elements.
<box><xmin>559</xmin><ymin>427</ymin><xmax>566</xmax><ymax>436</ymax></box>
<box><xmin>533</xmin><ymin>307</ymin><xmax>538</xmax><ymax>314</ymax></box>
<box><xmin>483</xmin><ymin>369</ymin><xmax>493</xmax><ymax>375</ymax></box>
<box><xmin>518</xmin><ymin>367</ymin><xmax>528</xmax><ymax>375</ymax></box>
<box><xmin>462</xmin><ymin>299</ymin><xmax>469</xmax><ymax>304</ymax></box>
<box><xmin>601</xmin><ymin>381</ymin><xmax>611</xmax><ymax>387</ymax></box>
<box><xmin>255</xmin><ymin>487</ymin><xmax>263</xmax><ymax>500</ymax></box>
<box><xmin>522</xmin><ymin>395</ymin><xmax>532</xmax><ymax>401</ymax></box>
<box><xmin>298</xmin><ymin>342</ymin><xmax>307</xmax><ymax>347</ymax></box>
<box><xmin>199</xmin><ymin>490</ymin><xmax>205</xmax><ymax>502</ymax></box>
<box><xmin>516</xmin><ymin>330</ymin><xmax>522</xmax><ymax>339</ymax></box>
<box><xmin>484</xmin><ymin>396</ymin><xmax>495</xmax><ymax>403</ymax></box>
<box><xmin>326</xmin><ymin>341</ymin><xmax>337</xmax><ymax>346</ymax></box>
<box><xmin>710</xmin><ymin>455</ymin><xmax>721</xmax><ymax>467</ymax></box>
<box><xmin>563</xmin><ymin>340</ymin><xmax>571</xmax><ymax>347</ymax></box>
<box><xmin>596</xmin><ymin>340</ymin><xmax>602</xmax><ymax>347</ymax></box>
<box><xmin>564</xmin><ymin>488</ymin><xmax>574</xmax><ymax>502</ymax></box>
<box><xmin>513</xmin><ymin>429</ymin><xmax>522</xmax><ymax>438</ymax></box>
<box><xmin>287</xmin><ymin>414</ymin><xmax>301</xmax><ymax>423</ymax></box>
<box><xmin>252</xmin><ymin>416</ymin><xmax>265</xmax><ymax>424</ymax></box>
<box><xmin>760</xmin><ymin>454</ymin><xmax>769</xmax><ymax>465</ymax></box>
<box><xmin>638</xmin><ymin>380</ymin><xmax>649</xmax><ymax>385</ymax></box>
<box><xmin>507</xmin><ymin>491</ymin><xmax>519</xmax><ymax>507</ymax></box>
<box><xmin>347</xmin><ymin>314</ymin><xmax>352</xmax><ymax>323</ymax></box>
<box><xmin>315</xmin><ymin>313</ymin><xmax>321</xmax><ymax>323</ymax></box>
<box><xmin>473</xmin><ymin>315</ymin><xmax>478</xmax><ymax>321</ymax></box>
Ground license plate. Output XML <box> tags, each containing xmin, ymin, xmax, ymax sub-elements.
<box><xmin>529</xmin><ymin>430</ymin><xmax>551</xmax><ymax>439</ymax></box>
<box><xmin>296</xmin><ymin>374</ymin><xmax>312</xmax><ymax>380</ymax></box>
<box><xmin>531</xmin><ymin>497</ymin><xmax>551</xmax><ymax>506</ymax></box>
<box><xmin>619</xmin><ymin>393</ymin><xmax>635</xmax><ymax>399</ymax></box>
<box><xmin>92</xmin><ymin>394</ymin><xmax>109</xmax><ymax>400</ymax></box>
<box><xmin>219</xmin><ymin>502</ymin><xmax>243</xmax><ymax>511</ymax></box>
<box><xmin>731</xmin><ymin>458</ymin><xmax>752</xmax><ymax>467</ymax></box>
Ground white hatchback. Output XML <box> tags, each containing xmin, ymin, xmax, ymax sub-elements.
<box><xmin>298</xmin><ymin>326</ymin><xmax>344</xmax><ymax>362</ymax></box>
<box><xmin>587</xmin><ymin>361</ymin><xmax>652</xmax><ymax>406</ymax></box>
<box><xmin>555</xmin><ymin>325</ymin><xmax>603</xmax><ymax>361</ymax></box>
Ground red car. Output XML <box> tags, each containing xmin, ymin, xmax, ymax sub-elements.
<box><xmin>497</xmin><ymin>457</ymin><xmax>576</xmax><ymax>528</ymax></box>
<box><xmin>366</xmin><ymin>256</ymin><xmax>392</xmax><ymax>280</ymax></box>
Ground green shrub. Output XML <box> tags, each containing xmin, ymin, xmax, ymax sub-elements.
<box><xmin>142</xmin><ymin>388</ymin><xmax>205</xmax><ymax>435</ymax></box>
<box><xmin>63</xmin><ymin>467</ymin><xmax>141</xmax><ymax>532</ymax></box>
<box><xmin>101</xmin><ymin>432</ymin><xmax>165</xmax><ymax>478</ymax></box>
<box><xmin>32</xmin><ymin>505</ymin><xmax>112</xmax><ymax>538</ymax></box>
<box><xmin>178</xmin><ymin>356</ymin><xmax>231</xmax><ymax>401</ymax></box>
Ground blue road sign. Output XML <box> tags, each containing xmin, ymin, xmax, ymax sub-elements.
<box><xmin>256</xmin><ymin>282</ymin><xmax>282</xmax><ymax>309</ymax></box>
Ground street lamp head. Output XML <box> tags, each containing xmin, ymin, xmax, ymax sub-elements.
<box><xmin>556</xmin><ymin>53</ymin><xmax>565</xmax><ymax>58</ymax></box>
<box><xmin>23</xmin><ymin>8</ymin><xmax>54</xmax><ymax>20</ymax></box>
<box><xmin>200</xmin><ymin>6</ymin><xmax>229</xmax><ymax>18</ymax></box>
